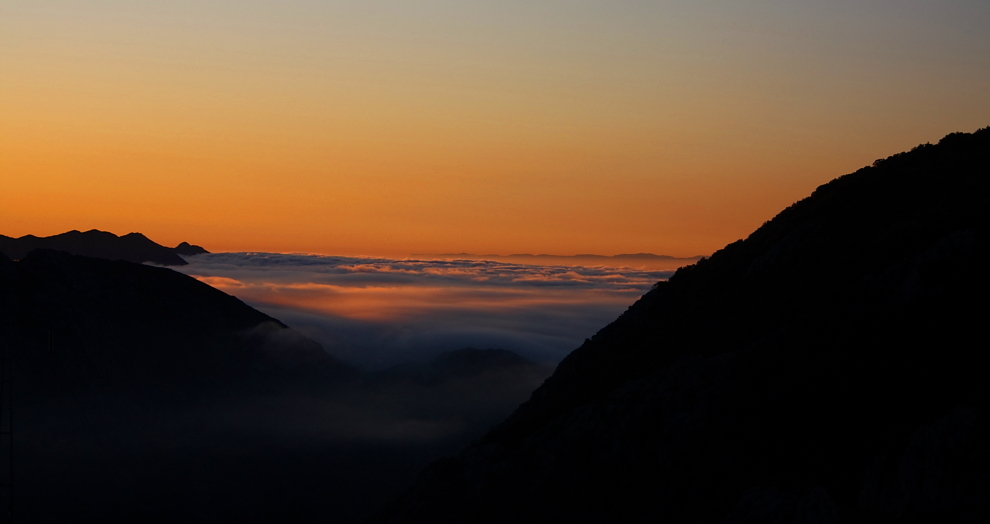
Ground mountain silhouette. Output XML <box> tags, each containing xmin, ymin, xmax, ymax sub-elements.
<box><xmin>1</xmin><ymin>248</ymin><xmax>358</xmax><ymax>521</ymax></box>
<box><xmin>1</xmin><ymin>248</ymin><xmax>348</xmax><ymax>398</ymax></box>
<box><xmin>0</xmin><ymin>229</ymin><xmax>208</xmax><ymax>266</ymax></box>
<box><xmin>378</xmin><ymin>127</ymin><xmax>990</xmax><ymax>523</ymax></box>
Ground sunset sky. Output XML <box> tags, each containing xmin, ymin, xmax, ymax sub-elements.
<box><xmin>3</xmin><ymin>1</ymin><xmax>989</xmax><ymax>257</ymax></box>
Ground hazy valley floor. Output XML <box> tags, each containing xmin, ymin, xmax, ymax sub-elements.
<box><xmin>14</xmin><ymin>360</ymin><xmax>552</xmax><ymax>523</ymax></box>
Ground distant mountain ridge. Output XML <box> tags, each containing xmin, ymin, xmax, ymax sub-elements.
<box><xmin>0</xmin><ymin>229</ymin><xmax>208</xmax><ymax>266</ymax></box>
<box><xmin>423</xmin><ymin>252</ymin><xmax>701</xmax><ymax>260</ymax></box>
<box><xmin>379</xmin><ymin>128</ymin><xmax>990</xmax><ymax>523</ymax></box>
<box><xmin>415</xmin><ymin>252</ymin><xmax>704</xmax><ymax>270</ymax></box>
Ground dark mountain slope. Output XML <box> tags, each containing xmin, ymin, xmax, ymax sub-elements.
<box><xmin>2</xmin><ymin>249</ymin><xmax>348</xmax><ymax>398</ymax></box>
<box><xmin>0</xmin><ymin>249</ymin><xmax>356</xmax><ymax>521</ymax></box>
<box><xmin>379</xmin><ymin>128</ymin><xmax>990</xmax><ymax>523</ymax></box>
<box><xmin>0</xmin><ymin>229</ymin><xmax>207</xmax><ymax>266</ymax></box>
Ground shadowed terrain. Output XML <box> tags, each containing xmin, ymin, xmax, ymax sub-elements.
<box><xmin>378</xmin><ymin>128</ymin><xmax>990</xmax><ymax>523</ymax></box>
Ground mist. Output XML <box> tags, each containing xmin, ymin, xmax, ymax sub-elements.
<box><xmin>176</xmin><ymin>252</ymin><xmax>671</xmax><ymax>368</ymax></box>
<box><xmin>16</xmin><ymin>343</ymin><xmax>552</xmax><ymax>523</ymax></box>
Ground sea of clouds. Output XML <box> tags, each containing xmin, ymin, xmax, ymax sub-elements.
<box><xmin>177</xmin><ymin>253</ymin><xmax>673</xmax><ymax>369</ymax></box>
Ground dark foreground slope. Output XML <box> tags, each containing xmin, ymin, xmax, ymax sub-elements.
<box><xmin>0</xmin><ymin>250</ymin><xmax>352</xmax><ymax>521</ymax></box>
<box><xmin>1</xmin><ymin>249</ymin><xmax>346</xmax><ymax>395</ymax></box>
<box><xmin>0</xmin><ymin>229</ymin><xmax>207</xmax><ymax>266</ymax></box>
<box><xmin>380</xmin><ymin>128</ymin><xmax>990</xmax><ymax>523</ymax></box>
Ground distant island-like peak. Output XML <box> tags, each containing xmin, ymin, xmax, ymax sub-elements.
<box><xmin>174</xmin><ymin>241</ymin><xmax>210</xmax><ymax>256</ymax></box>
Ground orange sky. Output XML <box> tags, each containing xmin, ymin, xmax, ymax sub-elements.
<box><xmin>3</xmin><ymin>1</ymin><xmax>989</xmax><ymax>257</ymax></box>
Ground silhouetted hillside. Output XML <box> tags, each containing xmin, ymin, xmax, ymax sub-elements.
<box><xmin>379</xmin><ymin>127</ymin><xmax>990</xmax><ymax>523</ymax></box>
<box><xmin>0</xmin><ymin>249</ymin><xmax>358</xmax><ymax>520</ymax></box>
<box><xmin>0</xmin><ymin>229</ymin><xmax>208</xmax><ymax>266</ymax></box>
<box><xmin>3</xmin><ymin>248</ymin><xmax>350</xmax><ymax>397</ymax></box>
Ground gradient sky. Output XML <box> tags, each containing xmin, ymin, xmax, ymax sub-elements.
<box><xmin>3</xmin><ymin>1</ymin><xmax>988</xmax><ymax>257</ymax></box>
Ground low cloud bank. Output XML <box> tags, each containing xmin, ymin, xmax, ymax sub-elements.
<box><xmin>178</xmin><ymin>253</ymin><xmax>672</xmax><ymax>368</ymax></box>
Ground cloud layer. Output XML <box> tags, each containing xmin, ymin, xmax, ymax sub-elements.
<box><xmin>178</xmin><ymin>253</ymin><xmax>672</xmax><ymax>368</ymax></box>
